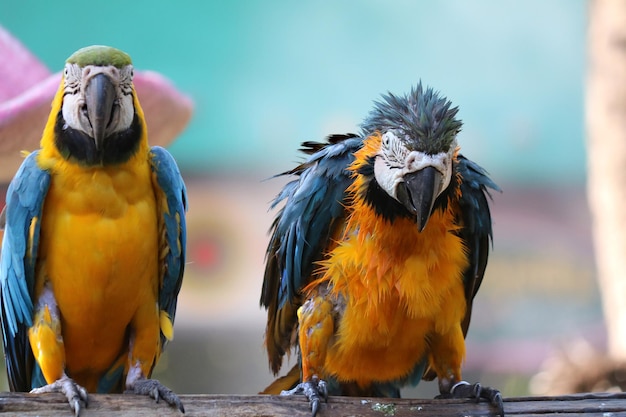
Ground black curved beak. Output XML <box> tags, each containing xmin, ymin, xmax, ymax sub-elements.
<box><xmin>396</xmin><ymin>166</ymin><xmax>442</xmax><ymax>232</ymax></box>
<box><xmin>84</xmin><ymin>73</ymin><xmax>116</xmax><ymax>150</ymax></box>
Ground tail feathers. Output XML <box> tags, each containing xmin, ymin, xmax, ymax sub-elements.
<box><xmin>265</xmin><ymin>301</ymin><xmax>298</xmax><ymax>375</ymax></box>
<box><xmin>96</xmin><ymin>353</ymin><xmax>127</xmax><ymax>393</ymax></box>
<box><xmin>260</xmin><ymin>364</ymin><xmax>300</xmax><ymax>395</ymax></box>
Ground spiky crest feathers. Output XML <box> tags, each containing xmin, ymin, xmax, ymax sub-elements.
<box><xmin>360</xmin><ymin>83</ymin><xmax>462</xmax><ymax>155</ymax></box>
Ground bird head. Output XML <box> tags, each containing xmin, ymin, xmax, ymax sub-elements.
<box><xmin>52</xmin><ymin>45</ymin><xmax>144</xmax><ymax>166</ymax></box>
<box><xmin>357</xmin><ymin>83</ymin><xmax>462</xmax><ymax>231</ymax></box>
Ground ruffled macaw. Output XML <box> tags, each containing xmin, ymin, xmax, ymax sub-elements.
<box><xmin>0</xmin><ymin>46</ymin><xmax>187</xmax><ymax>415</ymax></box>
<box><xmin>261</xmin><ymin>84</ymin><xmax>503</xmax><ymax>416</ymax></box>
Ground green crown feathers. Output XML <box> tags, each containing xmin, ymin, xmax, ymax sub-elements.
<box><xmin>66</xmin><ymin>45</ymin><xmax>132</xmax><ymax>68</ymax></box>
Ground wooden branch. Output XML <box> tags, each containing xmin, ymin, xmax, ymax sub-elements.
<box><xmin>0</xmin><ymin>392</ymin><xmax>625</xmax><ymax>416</ymax></box>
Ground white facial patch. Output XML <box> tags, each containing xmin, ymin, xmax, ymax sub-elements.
<box><xmin>374</xmin><ymin>131</ymin><xmax>406</xmax><ymax>199</ymax></box>
<box><xmin>61</xmin><ymin>63</ymin><xmax>135</xmax><ymax>137</ymax></box>
<box><xmin>374</xmin><ymin>130</ymin><xmax>457</xmax><ymax>201</ymax></box>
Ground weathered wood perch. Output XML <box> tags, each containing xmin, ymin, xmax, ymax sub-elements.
<box><xmin>0</xmin><ymin>392</ymin><xmax>625</xmax><ymax>416</ymax></box>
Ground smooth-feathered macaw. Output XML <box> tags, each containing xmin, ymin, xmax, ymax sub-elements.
<box><xmin>0</xmin><ymin>46</ymin><xmax>187</xmax><ymax>415</ymax></box>
<box><xmin>261</xmin><ymin>84</ymin><xmax>503</xmax><ymax>416</ymax></box>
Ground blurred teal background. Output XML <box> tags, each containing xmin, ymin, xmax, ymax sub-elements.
<box><xmin>1</xmin><ymin>0</ymin><xmax>597</xmax><ymax>401</ymax></box>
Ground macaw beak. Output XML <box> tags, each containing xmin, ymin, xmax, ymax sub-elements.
<box><xmin>84</xmin><ymin>73</ymin><xmax>116</xmax><ymax>150</ymax></box>
<box><xmin>396</xmin><ymin>166</ymin><xmax>442</xmax><ymax>232</ymax></box>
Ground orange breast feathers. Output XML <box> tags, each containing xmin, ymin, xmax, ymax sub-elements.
<box><xmin>32</xmin><ymin>152</ymin><xmax>161</xmax><ymax>390</ymax></box>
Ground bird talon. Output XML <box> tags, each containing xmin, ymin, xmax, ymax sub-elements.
<box><xmin>128</xmin><ymin>378</ymin><xmax>184</xmax><ymax>413</ymax></box>
<box><xmin>30</xmin><ymin>375</ymin><xmax>88</xmax><ymax>416</ymax></box>
<box><xmin>444</xmin><ymin>380</ymin><xmax>504</xmax><ymax>416</ymax></box>
<box><xmin>318</xmin><ymin>379</ymin><xmax>328</xmax><ymax>402</ymax></box>
<box><xmin>152</xmin><ymin>387</ymin><xmax>160</xmax><ymax>403</ymax></box>
<box><xmin>71</xmin><ymin>398</ymin><xmax>82</xmax><ymax>417</ymax></box>
<box><xmin>450</xmin><ymin>380</ymin><xmax>470</xmax><ymax>394</ymax></box>
<box><xmin>280</xmin><ymin>378</ymin><xmax>327</xmax><ymax>417</ymax></box>
<box><xmin>471</xmin><ymin>382</ymin><xmax>482</xmax><ymax>402</ymax></box>
<box><xmin>280</xmin><ymin>385</ymin><xmax>302</xmax><ymax>396</ymax></box>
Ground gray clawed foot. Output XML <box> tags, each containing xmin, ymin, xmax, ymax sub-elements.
<box><xmin>281</xmin><ymin>376</ymin><xmax>328</xmax><ymax>417</ymax></box>
<box><xmin>438</xmin><ymin>380</ymin><xmax>504</xmax><ymax>416</ymax></box>
<box><xmin>125</xmin><ymin>377</ymin><xmax>185</xmax><ymax>413</ymax></box>
<box><xmin>30</xmin><ymin>374</ymin><xmax>89</xmax><ymax>417</ymax></box>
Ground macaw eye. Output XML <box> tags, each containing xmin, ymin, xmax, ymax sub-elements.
<box><xmin>382</xmin><ymin>131</ymin><xmax>398</xmax><ymax>148</ymax></box>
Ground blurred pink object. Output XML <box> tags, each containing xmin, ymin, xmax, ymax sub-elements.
<box><xmin>0</xmin><ymin>26</ymin><xmax>193</xmax><ymax>182</ymax></box>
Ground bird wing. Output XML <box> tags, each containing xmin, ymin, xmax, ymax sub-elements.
<box><xmin>455</xmin><ymin>155</ymin><xmax>500</xmax><ymax>336</ymax></box>
<box><xmin>150</xmin><ymin>146</ymin><xmax>187</xmax><ymax>349</ymax></box>
<box><xmin>0</xmin><ymin>151</ymin><xmax>50</xmax><ymax>391</ymax></box>
<box><xmin>261</xmin><ymin>134</ymin><xmax>362</xmax><ymax>374</ymax></box>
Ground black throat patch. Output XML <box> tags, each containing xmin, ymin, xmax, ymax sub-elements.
<box><xmin>356</xmin><ymin>154</ymin><xmax>457</xmax><ymax>223</ymax></box>
<box><xmin>54</xmin><ymin>110</ymin><xmax>142</xmax><ymax>166</ymax></box>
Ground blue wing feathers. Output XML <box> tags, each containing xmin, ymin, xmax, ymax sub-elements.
<box><xmin>268</xmin><ymin>137</ymin><xmax>360</xmax><ymax>306</ymax></box>
<box><xmin>150</xmin><ymin>146</ymin><xmax>187</xmax><ymax>327</ymax></box>
<box><xmin>261</xmin><ymin>136</ymin><xmax>361</xmax><ymax>372</ymax></box>
<box><xmin>457</xmin><ymin>155</ymin><xmax>500</xmax><ymax>244</ymax></box>
<box><xmin>456</xmin><ymin>154</ymin><xmax>500</xmax><ymax>311</ymax></box>
<box><xmin>0</xmin><ymin>151</ymin><xmax>50</xmax><ymax>391</ymax></box>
